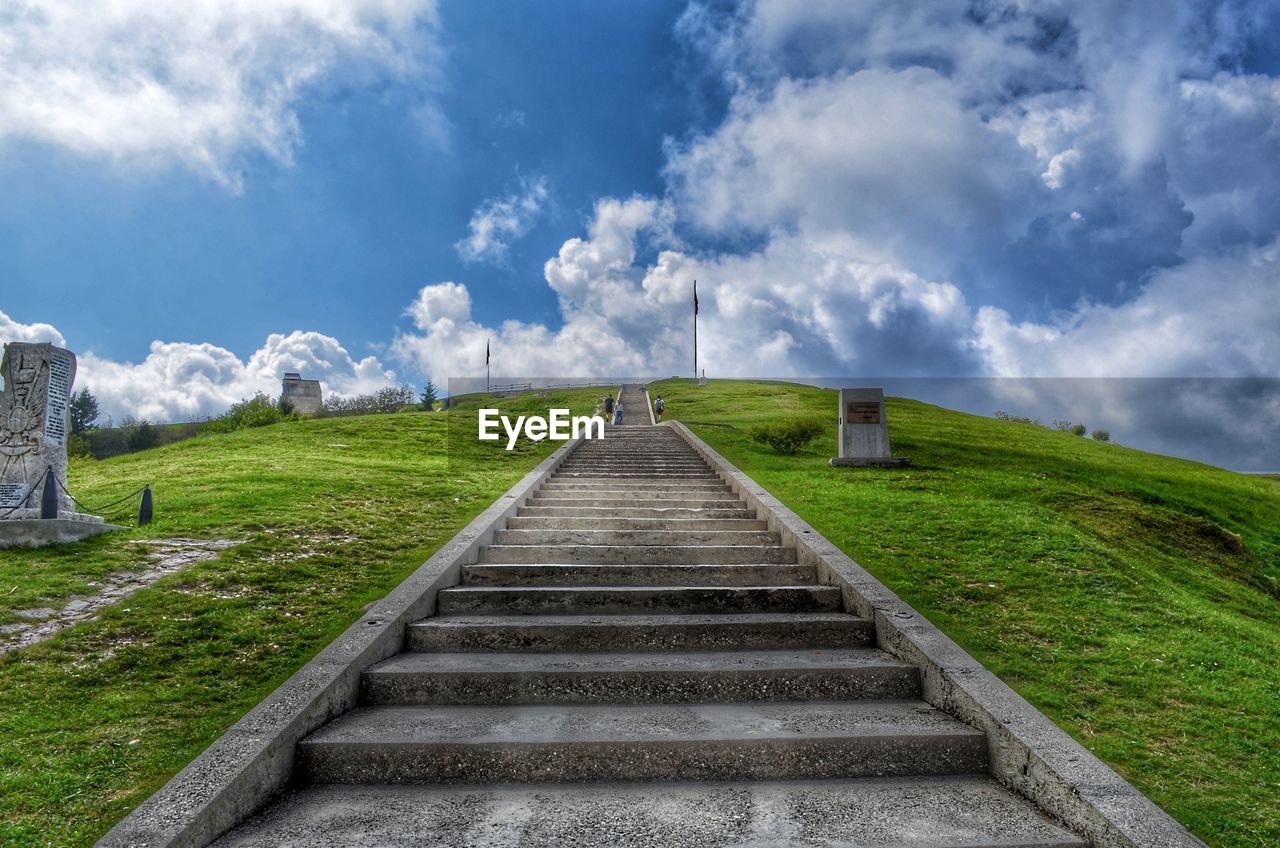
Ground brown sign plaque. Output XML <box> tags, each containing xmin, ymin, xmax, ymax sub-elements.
<box><xmin>846</xmin><ymin>402</ymin><xmax>881</xmax><ymax>424</ymax></box>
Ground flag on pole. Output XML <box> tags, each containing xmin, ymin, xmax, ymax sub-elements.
<box><xmin>485</xmin><ymin>339</ymin><xmax>490</xmax><ymax>366</ymax></box>
<box><xmin>693</xmin><ymin>280</ymin><xmax>699</xmax><ymax>315</ymax></box>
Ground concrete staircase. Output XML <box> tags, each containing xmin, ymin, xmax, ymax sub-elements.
<box><xmin>615</xmin><ymin>382</ymin><xmax>651</xmax><ymax>425</ymax></box>
<box><xmin>217</xmin><ymin>391</ymin><xmax>1088</xmax><ymax>847</ymax></box>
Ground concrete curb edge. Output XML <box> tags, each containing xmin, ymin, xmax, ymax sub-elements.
<box><xmin>97</xmin><ymin>436</ymin><xmax>583</xmax><ymax>848</ymax></box>
<box><xmin>668</xmin><ymin>420</ymin><xmax>1206</xmax><ymax>848</ymax></box>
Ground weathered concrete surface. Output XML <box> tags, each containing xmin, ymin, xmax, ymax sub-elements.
<box><xmin>214</xmin><ymin>778</ymin><xmax>1086</xmax><ymax>848</ymax></box>
<box><xmin>435</xmin><ymin>583</ymin><xmax>843</xmax><ymax>615</ymax></box>
<box><xmin>360</xmin><ymin>647</ymin><xmax>920</xmax><ymax>705</ymax></box>
<box><xmin>296</xmin><ymin>700</ymin><xmax>988</xmax><ymax>783</ymax></box>
<box><xmin>0</xmin><ymin>517</ymin><xmax>122</xmax><ymax>548</ymax></box>
<box><xmin>96</xmin><ymin>437</ymin><xmax>583</xmax><ymax>848</ymax></box>
<box><xmin>405</xmin><ymin>612</ymin><xmax>873</xmax><ymax>653</ymax></box>
<box><xmin>670</xmin><ymin>420</ymin><xmax>1207</xmax><ymax>848</ymax></box>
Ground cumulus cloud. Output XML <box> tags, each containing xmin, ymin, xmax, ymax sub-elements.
<box><xmin>0</xmin><ymin>308</ymin><xmax>65</xmax><ymax>346</ymax></box>
<box><xmin>0</xmin><ymin>0</ymin><xmax>440</xmax><ymax>187</ymax></box>
<box><xmin>395</xmin><ymin>196</ymin><xmax>980</xmax><ymax>384</ymax></box>
<box><xmin>975</xmin><ymin>238</ymin><xmax>1280</xmax><ymax>378</ymax></box>
<box><xmin>665</xmin><ymin>67</ymin><xmax>1043</xmax><ymax>277</ymax></box>
<box><xmin>669</xmin><ymin>0</ymin><xmax>1280</xmax><ymax>314</ymax></box>
<box><xmin>455</xmin><ymin>175</ymin><xmax>550</xmax><ymax>264</ymax></box>
<box><xmin>0</xmin><ymin>310</ymin><xmax>395</xmax><ymax>422</ymax></box>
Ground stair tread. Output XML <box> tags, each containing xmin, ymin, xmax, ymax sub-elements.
<box><xmin>302</xmin><ymin>700</ymin><xmax>979</xmax><ymax>747</ymax></box>
<box><xmin>366</xmin><ymin>647</ymin><xmax>909</xmax><ymax>676</ymax></box>
<box><xmin>411</xmin><ymin>612</ymin><xmax>869</xmax><ymax>629</ymax></box>
<box><xmin>215</xmin><ymin>777</ymin><xmax>1088</xmax><ymax>848</ymax></box>
<box><xmin>441</xmin><ymin>583</ymin><xmax>831</xmax><ymax>591</ymax></box>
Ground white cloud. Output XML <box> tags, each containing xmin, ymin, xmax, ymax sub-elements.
<box><xmin>975</xmin><ymin>239</ymin><xmax>1280</xmax><ymax>377</ymax></box>
<box><xmin>395</xmin><ymin>196</ymin><xmax>980</xmax><ymax>384</ymax></box>
<box><xmin>0</xmin><ymin>308</ymin><xmax>65</xmax><ymax>346</ymax></box>
<box><xmin>0</xmin><ymin>0</ymin><xmax>440</xmax><ymax>187</ymax></box>
<box><xmin>665</xmin><ymin>68</ymin><xmax>1042</xmax><ymax>277</ymax></box>
<box><xmin>0</xmin><ymin>310</ymin><xmax>395</xmax><ymax>422</ymax></box>
<box><xmin>455</xmin><ymin>175</ymin><xmax>550</xmax><ymax>265</ymax></box>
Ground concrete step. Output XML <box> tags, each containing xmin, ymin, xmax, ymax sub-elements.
<box><xmin>565</xmin><ymin>456</ymin><xmax>706</xmax><ymax>461</ymax></box>
<box><xmin>436</xmin><ymin>585</ymin><xmax>842</xmax><ymax>615</ymax></box>
<box><xmin>460</xmin><ymin>562</ymin><xmax>816</xmax><ymax>587</ymax></box>
<box><xmin>297</xmin><ymin>701</ymin><xmax>988</xmax><ymax>784</ymax></box>
<box><xmin>361</xmin><ymin>648</ymin><xmax>920</xmax><ymax>705</ymax></box>
<box><xmin>524</xmin><ymin>497</ymin><xmax>748</xmax><ymax>509</ymax></box>
<box><xmin>506</xmin><ymin>517</ymin><xmax>768</xmax><ymax>531</ymax></box>
<box><xmin>540</xmin><ymin>480</ymin><xmax>730</xmax><ymax>491</ymax></box>
<box><xmin>550</xmin><ymin>472</ymin><xmax>722</xmax><ymax>480</ymax></box>
<box><xmin>478</xmin><ymin>544</ymin><xmax>796</xmax><ymax>565</ymax></box>
<box><xmin>492</xmin><ymin>528</ymin><xmax>782</xmax><ymax>546</ymax></box>
<box><xmin>405</xmin><ymin>612</ymin><xmax>874</xmax><ymax>653</ymax></box>
<box><xmin>543</xmin><ymin>477</ymin><xmax>727</xmax><ymax>488</ymax></box>
<box><xmin>213</xmin><ymin>778</ymin><xmax>1089</xmax><ymax>848</ymax></box>
<box><xmin>532</xmin><ymin>490</ymin><xmax>737</xmax><ymax>502</ymax></box>
<box><xmin>519</xmin><ymin>507</ymin><xmax>757</xmax><ymax>522</ymax></box>
<box><xmin>557</xmin><ymin>460</ymin><xmax>710</xmax><ymax>468</ymax></box>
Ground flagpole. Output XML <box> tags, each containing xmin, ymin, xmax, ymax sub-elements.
<box><xmin>693</xmin><ymin>280</ymin><xmax>698</xmax><ymax>381</ymax></box>
<box><xmin>486</xmin><ymin>338</ymin><xmax>490</xmax><ymax>392</ymax></box>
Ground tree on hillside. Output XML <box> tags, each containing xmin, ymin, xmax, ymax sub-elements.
<box><xmin>69</xmin><ymin>388</ymin><xmax>100</xmax><ymax>434</ymax></box>
<box><xmin>126</xmin><ymin>420</ymin><xmax>159</xmax><ymax>451</ymax></box>
<box><xmin>420</xmin><ymin>380</ymin><xmax>438</xmax><ymax>411</ymax></box>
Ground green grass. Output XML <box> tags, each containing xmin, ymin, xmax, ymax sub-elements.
<box><xmin>0</xmin><ymin>388</ymin><xmax>605</xmax><ymax>846</ymax></box>
<box><xmin>651</xmin><ymin>378</ymin><xmax>1280</xmax><ymax>848</ymax></box>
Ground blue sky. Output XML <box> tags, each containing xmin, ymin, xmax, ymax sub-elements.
<box><xmin>1</xmin><ymin>1</ymin><xmax>1278</xmax><ymax>466</ymax></box>
<box><xmin>0</xmin><ymin>0</ymin><xmax>704</xmax><ymax>362</ymax></box>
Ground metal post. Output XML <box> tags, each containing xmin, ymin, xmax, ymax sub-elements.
<box><xmin>40</xmin><ymin>466</ymin><xmax>58</xmax><ymax>519</ymax></box>
<box><xmin>139</xmin><ymin>485</ymin><xmax>153</xmax><ymax>526</ymax></box>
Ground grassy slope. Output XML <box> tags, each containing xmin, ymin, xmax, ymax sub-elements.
<box><xmin>0</xmin><ymin>388</ymin><xmax>606</xmax><ymax>846</ymax></box>
<box><xmin>652</xmin><ymin>378</ymin><xmax>1280</xmax><ymax>848</ymax></box>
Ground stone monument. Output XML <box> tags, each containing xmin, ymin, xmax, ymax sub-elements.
<box><xmin>281</xmin><ymin>372</ymin><xmax>323</xmax><ymax>416</ymax></box>
<box><xmin>1</xmin><ymin>342</ymin><xmax>120</xmax><ymax>546</ymax></box>
<box><xmin>829</xmin><ymin>387</ymin><xmax>909</xmax><ymax>467</ymax></box>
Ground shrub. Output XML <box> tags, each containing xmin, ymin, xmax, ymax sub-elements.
<box><xmin>995</xmin><ymin>410</ymin><xmax>1043</xmax><ymax>427</ymax></box>
<box><xmin>205</xmin><ymin>393</ymin><xmax>296</xmax><ymax>433</ymax></box>
<box><xmin>67</xmin><ymin>432</ymin><xmax>94</xmax><ymax>459</ymax></box>
<box><xmin>749</xmin><ymin>417</ymin><xmax>826</xmax><ymax>454</ymax></box>
<box><xmin>320</xmin><ymin>384</ymin><xmax>416</xmax><ymax>417</ymax></box>
<box><xmin>126</xmin><ymin>420</ymin><xmax>159</xmax><ymax>451</ymax></box>
<box><xmin>1091</xmin><ymin>429</ymin><xmax>1111</xmax><ymax>442</ymax></box>
<box><xmin>1070</xmin><ymin>422</ymin><xmax>1088</xmax><ymax>437</ymax></box>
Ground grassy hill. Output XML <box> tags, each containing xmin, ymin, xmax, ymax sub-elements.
<box><xmin>0</xmin><ymin>387</ymin><xmax>606</xmax><ymax>846</ymax></box>
<box><xmin>3</xmin><ymin>379</ymin><xmax>1276</xmax><ymax>846</ymax></box>
<box><xmin>650</xmin><ymin>378</ymin><xmax>1280</xmax><ymax>848</ymax></box>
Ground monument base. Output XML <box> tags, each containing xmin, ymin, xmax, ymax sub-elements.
<box><xmin>0</xmin><ymin>516</ymin><xmax>124</xmax><ymax>548</ymax></box>
<box><xmin>829</xmin><ymin>456</ymin><xmax>911</xmax><ymax>468</ymax></box>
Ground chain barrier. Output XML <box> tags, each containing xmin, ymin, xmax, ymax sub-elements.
<box><xmin>52</xmin><ymin>473</ymin><xmax>150</xmax><ymax>527</ymax></box>
<box><xmin>0</xmin><ymin>467</ymin><xmax>150</xmax><ymax>527</ymax></box>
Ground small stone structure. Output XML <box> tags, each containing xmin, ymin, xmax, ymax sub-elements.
<box><xmin>282</xmin><ymin>372</ymin><xmax>323</xmax><ymax>416</ymax></box>
<box><xmin>829</xmin><ymin>387</ymin><xmax>909</xmax><ymax>467</ymax></box>
<box><xmin>0</xmin><ymin>342</ymin><xmax>119</xmax><ymax>546</ymax></box>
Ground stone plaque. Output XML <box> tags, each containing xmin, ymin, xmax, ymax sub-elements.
<box><xmin>0</xmin><ymin>482</ymin><xmax>30</xmax><ymax>509</ymax></box>
<box><xmin>846</xmin><ymin>402</ymin><xmax>881</xmax><ymax>424</ymax></box>
<box><xmin>44</xmin><ymin>352</ymin><xmax>72</xmax><ymax>448</ymax></box>
<box><xmin>831</xmin><ymin>387</ymin><xmax>907</xmax><ymax>466</ymax></box>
